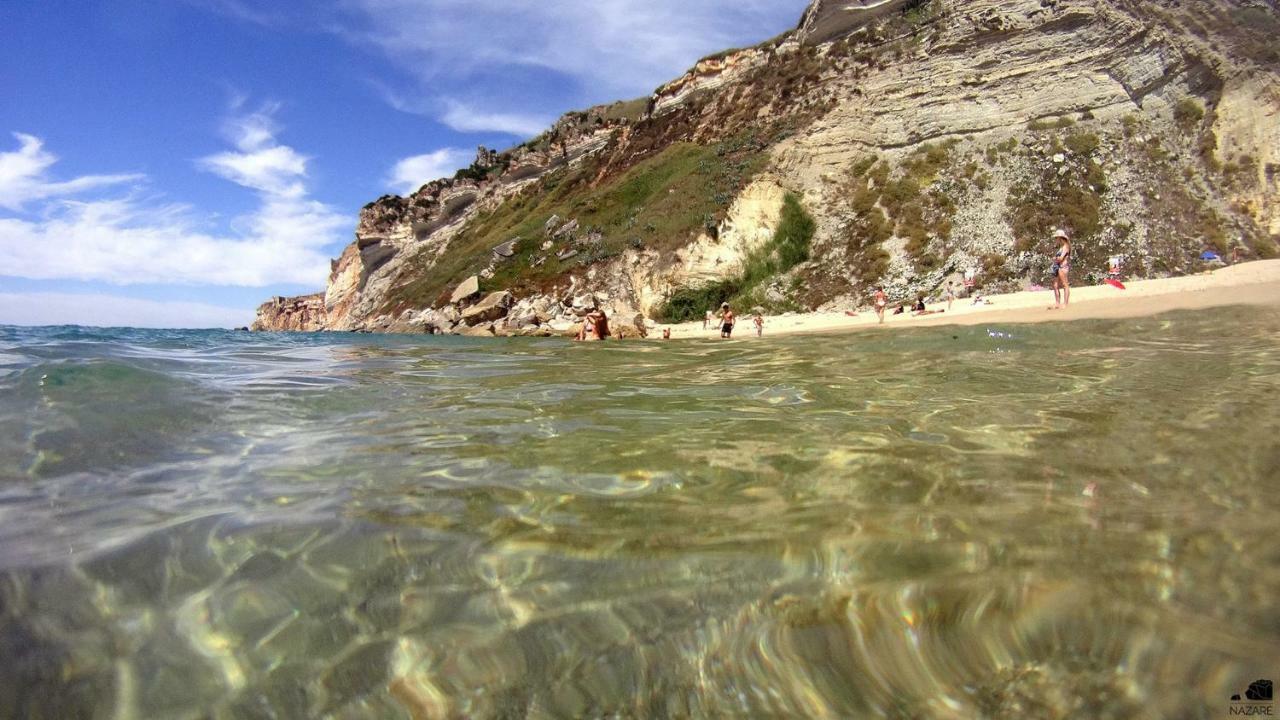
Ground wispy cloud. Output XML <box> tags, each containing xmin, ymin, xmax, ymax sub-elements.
<box><xmin>335</xmin><ymin>0</ymin><xmax>807</xmax><ymax>136</ymax></box>
<box><xmin>0</xmin><ymin>291</ymin><xmax>252</xmax><ymax>329</ymax></box>
<box><xmin>387</xmin><ymin>148</ymin><xmax>472</xmax><ymax>194</ymax></box>
<box><xmin>177</xmin><ymin>0</ymin><xmax>289</xmax><ymax>26</ymax></box>
<box><xmin>440</xmin><ymin>101</ymin><xmax>551</xmax><ymax>137</ymax></box>
<box><xmin>198</xmin><ymin>107</ymin><xmax>310</xmax><ymax>198</ymax></box>
<box><xmin>0</xmin><ymin>133</ymin><xmax>142</xmax><ymax>211</ymax></box>
<box><xmin>0</xmin><ymin>109</ymin><xmax>348</xmax><ymax>288</ymax></box>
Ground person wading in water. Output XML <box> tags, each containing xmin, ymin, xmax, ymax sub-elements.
<box><xmin>718</xmin><ymin>303</ymin><xmax>736</xmax><ymax>339</ymax></box>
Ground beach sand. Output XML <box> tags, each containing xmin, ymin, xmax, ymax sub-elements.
<box><xmin>662</xmin><ymin>259</ymin><xmax>1280</xmax><ymax>339</ymax></box>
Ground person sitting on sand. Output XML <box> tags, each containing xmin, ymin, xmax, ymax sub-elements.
<box><xmin>873</xmin><ymin>287</ymin><xmax>888</xmax><ymax>324</ymax></box>
<box><xmin>753</xmin><ymin>312</ymin><xmax>764</xmax><ymax>337</ymax></box>
<box><xmin>911</xmin><ymin>296</ymin><xmax>946</xmax><ymax>317</ymax></box>
<box><xmin>1049</xmin><ymin>228</ymin><xmax>1071</xmax><ymax>309</ymax></box>
<box><xmin>719</xmin><ymin>303</ymin><xmax>736</xmax><ymax>338</ymax></box>
<box><xmin>893</xmin><ymin>303</ymin><xmax>907</xmax><ymax>315</ymax></box>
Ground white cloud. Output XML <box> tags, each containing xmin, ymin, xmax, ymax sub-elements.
<box><xmin>198</xmin><ymin>106</ymin><xmax>310</xmax><ymax>198</ymax></box>
<box><xmin>388</xmin><ymin>148</ymin><xmax>472</xmax><ymax>194</ymax></box>
<box><xmin>335</xmin><ymin>0</ymin><xmax>808</xmax><ymax>135</ymax></box>
<box><xmin>200</xmin><ymin>144</ymin><xmax>309</xmax><ymax>198</ymax></box>
<box><xmin>0</xmin><ymin>195</ymin><xmax>343</xmax><ymax>286</ymax></box>
<box><xmin>0</xmin><ymin>291</ymin><xmax>251</xmax><ymax>329</ymax></box>
<box><xmin>440</xmin><ymin>101</ymin><xmax>552</xmax><ymax>137</ymax></box>
<box><xmin>0</xmin><ymin>132</ymin><xmax>142</xmax><ymax>211</ymax></box>
<box><xmin>0</xmin><ymin>113</ymin><xmax>349</xmax><ymax>288</ymax></box>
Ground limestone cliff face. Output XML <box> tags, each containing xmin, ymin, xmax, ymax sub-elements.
<box><xmin>254</xmin><ymin>0</ymin><xmax>1280</xmax><ymax>333</ymax></box>
<box><xmin>251</xmin><ymin>294</ymin><xmax>326</xmax><ymax>332</ymax></box>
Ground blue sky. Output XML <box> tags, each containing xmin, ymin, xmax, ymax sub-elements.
<box><xmin>0</xmin><ymin>0</ymin><xmax>809</xmax><ymax>328</ymax></box>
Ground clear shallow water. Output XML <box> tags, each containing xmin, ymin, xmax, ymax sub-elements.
<box><xmin>1</xmin><ymin>313</ymin><xmax>1278</xmax><ymax>719</ymax></box>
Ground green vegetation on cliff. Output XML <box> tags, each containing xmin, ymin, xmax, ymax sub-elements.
<box><xmin>657</xmin><ymin>193</ymin><xmax>815</xmax><ymax>322</ymax></box>
<box><xmin>385</xmin><ymin>140</ymin><xmax>766</xmax><ymax>311</ymax></box>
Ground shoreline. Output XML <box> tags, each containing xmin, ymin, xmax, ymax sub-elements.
<box><xmin>660</xmin><ymin>259</ymin><xmax>1280</xmax><ymax>339</ymax></box>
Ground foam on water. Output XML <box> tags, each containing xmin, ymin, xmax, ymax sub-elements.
<box><xmin>0</xmin><ymin>312</ymin><xmax>1278</xmax><ymax>717</ymax></box>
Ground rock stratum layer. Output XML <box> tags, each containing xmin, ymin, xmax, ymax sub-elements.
<box><xmin>254</xmin><ymin>0</ymin><xmax>1280</xmax><ymax>334</ymax></box>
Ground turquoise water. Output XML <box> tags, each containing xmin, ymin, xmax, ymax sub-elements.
<box><xmin>1</xmin><ymin>312</ymin><xmax>1278</xmax><ymax>718</ymax></box>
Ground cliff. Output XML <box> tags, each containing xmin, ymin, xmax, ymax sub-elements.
<box><xmin>254</xmin><ymin>0</ymin><xmax>1280</xmax><ymax>334</ymax></box>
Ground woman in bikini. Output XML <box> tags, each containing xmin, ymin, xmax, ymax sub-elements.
<box><xmin>1050</xmin><ymin>229</ymin><xmax>1071</xmax><ymax>309</ymax></box>
<box><xmin>574</xmin><ymin>307</ymin><xmax>611</xmax><ymax>341</ymax></box>
<box><xmin>872</xmin><ymin>287</ymin><xmax>888</xmax><ymax>323</ymax></box>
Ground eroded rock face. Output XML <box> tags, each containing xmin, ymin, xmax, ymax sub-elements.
<box><xmin>257</xmin><ymin>0</ymin><xmax>1280</xmax><ymax>332</ymax></box>
<box><xmin>797</xmin><ymin>0</ymin><xmax>917</xmax><ymax>44</ymax></box>
<box><xmin>251</xmin><ymin>294</ymin><xmax>326</xmax><ymax>332</ymax></box>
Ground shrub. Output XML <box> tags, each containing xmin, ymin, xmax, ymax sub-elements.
<box><xmin>850</xmin><ymin>155</ymin><xmax>879</xmax><ymax>178</ymax></box>
<box><xmin>657</xmin><ymin>280</ymin><xmax>740</xmax><ymax>323</ymax></box>
<box><xmin>657</xmin><ymin>194</ymin><xmax>815</xmax><ymax>320</ymax></box>
<box><xmin>1121</xmin><ymin>113</ymin><xmax>1140</xmax><ymax>137</ymax></box>
<box><xmin>1065</xmin><ymin>132</ymin><xmax>1101</xmax><ymax>156</ymax></box>
<box><xmin>1174</xmin><ymin>98</ymin><xmax>1205</xmax><ymax>133</ymax></box>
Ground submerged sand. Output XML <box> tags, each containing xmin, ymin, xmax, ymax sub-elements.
<box><xmin>662</xmin><ymin>259</ymin><xmax>1280</xmax><ymax>339</ymax></box>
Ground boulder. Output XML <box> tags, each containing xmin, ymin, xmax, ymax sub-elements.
<box><xmin>508</xmin><ymin>310</ymin><xmax>540</xmax><ymax>329</ymax></box>
<box><xmin>553</xmin><ymin>218</ymin><xmax>579</xmax><ymax>239</ymax></box>
<box><xmin>545</xmin><ymin>318</ymin><xmax>579</xmax><ymax>335</ymax></box>
<box><xmin>608</xmin><ymin>303</ymin><xmax>647</xmax><ymax>338</ymax></box>
<box><xmin>460</xmin><ymin>291</ymin><xmax>513</xmax><ymax>325</ymax></box>
<box><xmin>450</xmin><ymin>275</ymin><xmax>481</xmax><ymax>304</ymax></box>
<box><xmin>439</xmin><ymin>305</ymin><xmax>461</xmax><ymax>324</ymax></box>
<box><xmin>492</xmin><ymin>239</ymin><xmax>518</xmax><ymax>259</ymax></box>
<box><xmin>418</xmin><ymin>309</ymin><xmax>456</xmax><ymax>334</ymax></box>
<box><xmin>531</xmin><ymin>297</ymin><xmax>558</xmax><ymax>322</ymax></box>
<box><xmin>456</xmin><ymin>323</ymin><xmax>495</xmax><ymax>337</ymax></box>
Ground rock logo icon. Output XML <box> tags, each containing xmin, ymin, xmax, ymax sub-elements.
<box><xmin>1248</xmin><ymin>680</ymin><xmax>1275</xmax><ymax>701</ymax></box>
<box><xmin>1230</xmin><ymin>680</ymin><xmax>1275</xmax><ymax>716</ymax></box>
<box><xmin>1233</xmin><ymin>680</ymin><xmax>1275</xmax><ymax>702</ymax></box>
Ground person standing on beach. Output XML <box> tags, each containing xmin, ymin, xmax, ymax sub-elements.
<box><xmin>703</xmin><ymin>310</ymin><xmax>713</xmax><ymax>330</ymax></box>
<box><xmin>753</xmin><ymin>312</ymin><xmax>764</xmax><ymax>337</ymax></box>
<box><xmin>945</xmin><ymin>281</ymin><xmax>956</xmax><ymax>311</ymax></box>
<box><xmin>873</xmin><ymin>287</ymin><xmax>888</xmax><ymax>324</ymax></box>
<box><xmin>719</xmin><ymin>303</ymin><xmax>736</xmax><ymax>338</ymax></box>
<box><xmin>1050</xmin><ymin>229</ymin><xmax>1072</xmax><ymax>309</ymax></box>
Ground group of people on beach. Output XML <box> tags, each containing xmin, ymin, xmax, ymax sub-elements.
<box><xmin>577</xmin><ymin>229</ymin><xmax>1077</xmax><ymax>342</ymax></box>
<box><xmin>867</xmin><ymin>228</ymin><xmax>1073</xmax><ymax>321</ymax></box>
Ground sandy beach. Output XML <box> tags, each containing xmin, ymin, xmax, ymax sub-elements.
<box><xmin>663</xmin><ymin>259</ymin><xmax>1280</xmax><ymax>339</ymax></box>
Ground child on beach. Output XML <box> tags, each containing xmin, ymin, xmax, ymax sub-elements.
<box><xmin>753</xmin><ymin>313</ymin><xmax>764</xmax><ymax>337</ymax></box>
<box><xmin>945</xmin><ymin>282</ymin><xmax>956</xmax><ymax>310</ymax></box>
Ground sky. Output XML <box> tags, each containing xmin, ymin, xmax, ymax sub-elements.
<box><xmin>0</xmin><ymin>0</ymin><xmax>810</xmax><ymax>328</ymax></box>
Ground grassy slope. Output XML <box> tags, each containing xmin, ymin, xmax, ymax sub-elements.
<box><xmin>385</xmin><ymin>141</ymin><xmax>766</xmax><ymax>311</ymax></box>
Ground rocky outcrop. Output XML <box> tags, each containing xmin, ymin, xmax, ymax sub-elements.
<box><xmin>257</xmin><ymin>0</ymin><xmax>1280</xmax><ymax>333</ymax></box>
<box><xmin>460</xmin><ymin>291</ymin><xmax>513</xmax><ymax>325</ymax></box>
<box><xmin>251</xmin><ymin>294</ymin><xmax>326</xmax><ymax>332</ymax></box>
<box><xmin>797</xmin><ymin>0</ymin><xmax>918</xmax><ymax>44</ymax></box>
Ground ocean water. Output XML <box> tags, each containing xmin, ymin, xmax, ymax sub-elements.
<box><xmin>1</xmin><ymin>312</ymin><xmax>1278</xmax><ymax>719</ymax></box>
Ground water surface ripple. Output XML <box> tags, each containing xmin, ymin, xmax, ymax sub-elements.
<box><xmin>1</xmin><ymin>313</ymin><xmax>1278</xmax><ymax>718</ymax></box>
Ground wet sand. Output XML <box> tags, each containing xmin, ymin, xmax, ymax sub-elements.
<box><xmin>663</xmin><ymin>259</ymin><xmax>1280</xmax><ymax>338</ymax></box>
